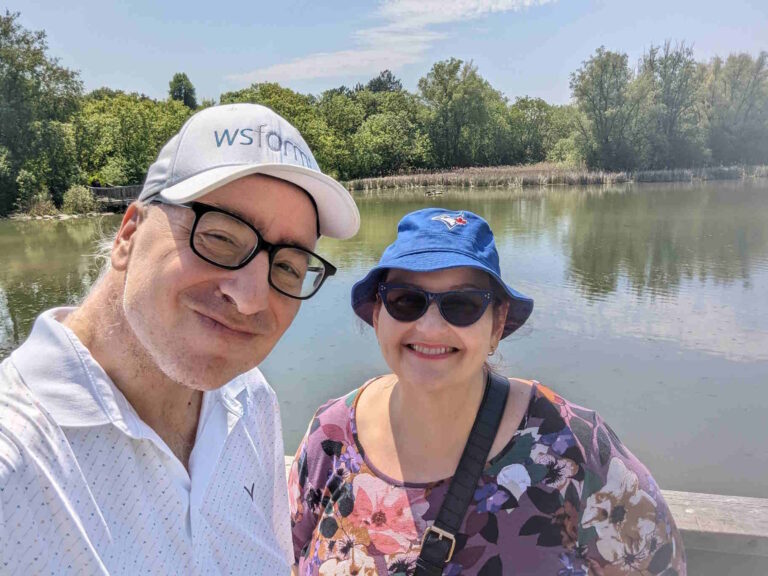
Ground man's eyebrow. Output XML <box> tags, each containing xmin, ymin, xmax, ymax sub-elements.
<box><xmin>210</xmin><ymin>202</ymin><xmax>258</xmax><ymax>227</ymax></box>
<box><xmin>209</xmin><ymin>202</ymin><xmax>313</xmax><ymax>250</ymax></box>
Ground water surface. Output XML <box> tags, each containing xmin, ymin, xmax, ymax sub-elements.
<box><xmin>1</xmin><ymin>181</ymin><xmax>767</xmax><ymax>497</ymax></box>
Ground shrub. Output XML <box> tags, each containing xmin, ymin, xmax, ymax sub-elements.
<box><xmin>62</xmin><ymin>184</ymin><xmax>97</xmax><ymax>214</ymax></box>
<box><xmin>14</xmin><ymin>169</ymin><xmax>58</xmax><ymax>215</ymax></box>
<box><xmin>546</xmin><ymin>136</ymin><xmax>583</xmax><ymax>167</ymax></box>
<box><xmin>25</xmin><ymin>189</ymin><xmax>58</xmax><ymax>216</ymax></box>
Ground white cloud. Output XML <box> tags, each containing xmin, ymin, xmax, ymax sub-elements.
<box><xmin>226</xmin><ymin>0</ymin><xmax>555</xmax><ymax>85</ymax></box>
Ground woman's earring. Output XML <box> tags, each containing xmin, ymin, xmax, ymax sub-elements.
<box><xmin>488</xmin><ymin>347</ymin><xmax>495</xmax><ymax>356</ymax></box>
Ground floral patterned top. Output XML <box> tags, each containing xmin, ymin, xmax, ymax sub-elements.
<box><xmin>288</xmin><ymin>380</ymin><xmax>686</xmax><ymax>576</ymax></box>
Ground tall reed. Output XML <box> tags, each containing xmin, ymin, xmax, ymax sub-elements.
<box><xmin>344</xmin><ymin>163</ymin><xmax>767</xmax><ymax>191</ymax></box>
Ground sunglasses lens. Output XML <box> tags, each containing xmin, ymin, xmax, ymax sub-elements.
<box><xmin>383</xmin><ymin>287</ymin><xmax>428</xmax><ymax>322</ymax></box>
<box><xmin>440</xmin><ymin>292</ymin><xmax>488</xmax><ymax>326</ymax></box>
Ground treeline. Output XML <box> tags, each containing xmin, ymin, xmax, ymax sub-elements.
<box><xmin>2</xmin><ymin>10</ymin><xmax>768</xmax><ymax>215</ymax></box>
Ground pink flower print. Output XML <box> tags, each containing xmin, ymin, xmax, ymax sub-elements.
<box><xmin>348</xmin><ymin>473</ymin><xmax>429</xmax><ymax>554</ymax></box>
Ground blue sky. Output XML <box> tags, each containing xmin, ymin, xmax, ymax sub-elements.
<box><xmin>12</xmin><ymin>0</ymin><xmax>768</xmax><ymax>105</ymax></box>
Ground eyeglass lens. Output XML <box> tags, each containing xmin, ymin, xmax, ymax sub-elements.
<box><xmin>382</xmin><ymin>286</ymin><xmax>490</xmax><ymax>326</ymax></box>
<box><xmin>193</xmin><ymin>210</ymin><xmax>327</xmax><ymax>299</ymax></box>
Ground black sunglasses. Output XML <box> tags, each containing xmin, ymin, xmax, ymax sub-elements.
<box><xmin>149</xmin><ymin>199</ymin><xmax>336</xmax><ymax>300</ymax></box>
<box><xmin>378</xmin><ymin>283</ymin><xmax>494</xmax><ymax>327</ymax></box>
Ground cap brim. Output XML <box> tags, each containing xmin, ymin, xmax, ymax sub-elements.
<box><xmin>351</xmin><ymin>252</ymin><xmax>534</xmax><ymax>339</ymax></box>
<box><xmin>158</xmin><ymin>164</ymin><xmax>360</xmax><ymax>240</ymax></box>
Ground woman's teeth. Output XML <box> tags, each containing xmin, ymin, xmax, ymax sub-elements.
<box><xmin>408</xmin><ymin>344</ymin><xmax>454</xmax><ymax>355</ymax></box>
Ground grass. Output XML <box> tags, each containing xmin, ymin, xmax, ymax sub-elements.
<box><xmin>344</xmin><ymin>163</ymin><xmax>768</xmax><ymax>191</ymax></box>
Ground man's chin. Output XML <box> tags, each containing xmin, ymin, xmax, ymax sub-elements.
<box><xmin>153</xmin><ymin>348</ymin><xmax>263</xmax><ymax>391</ymax></box>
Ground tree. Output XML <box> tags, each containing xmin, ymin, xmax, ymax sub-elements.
<box><xmin>366</xmin><ymin>70</ymin><xmax>403</xmax><ymax>93</ymax></box>
<box><xmin>636</xmin><ymin>41</ymin><xmax>704</xmax><ymax>168</ymax></box>
<box><xmin>352</xmin><ymin>111</ymin><xmax>430</xmax><ymax>177</ymax></box>
<box><xmin>508</xmin><ymin>97</ymin><xmax>556</xmax><ymax>163</ymax></box>
<box><xmin>418</xmin><ymin>58</ymin><xmax>508</xmax><ymax>168</ymax></box>
<box><xmin>699</xmin><ymin>52</ymin><xmax>768</xmax><ymax>165</ymax></box>
<box><xmin>168</xmin><ymin>72</ymin><xmax>198</xmax><ymax>109</ymax></box>
<box><xmin>20</xmin><ymin>120</ymin><xmax>80</xmax><ymax>205</ymax></box>
<box><xmin>570</xmin><ymin>47</ymin><xmax>643</xmax><ymax>170</ymax></box>
<box><xmin>546</xmin><ymin>105</ymin><xmax>582</xmax><ymax>165</ymax></box>
<box><xmin>316</xmin><ymin>90</ymin><xmax>366</xmax><ymax>178</ymax></box>
<box><xmin>0</xmin><ymin>11</ymin><xmax>82</xmax><ymax>213</ymax></box>
<box><xmin>75</xmin><ymin>92</ymin><xmax>191</xmax><ymax>185</ymax></box>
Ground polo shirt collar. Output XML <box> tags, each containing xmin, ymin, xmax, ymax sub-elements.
<box><xmin>11</xmin><ymin>307</ymin><xmax>247</xmax><ymax>430</ymax></box>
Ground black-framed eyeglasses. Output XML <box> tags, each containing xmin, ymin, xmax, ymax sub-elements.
<box><xmin>378</xmin><ymin>283</ymin><xmax>494</xmax><ymax>326</ymax></box>
<box><xmin>149</xmin><ymin>199</ymin><xmax>336</xmax><ymax>300</ymax></box>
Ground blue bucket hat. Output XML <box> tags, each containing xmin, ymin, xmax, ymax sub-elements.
<box><xmin>351</xmin><ymin>208</ymin><xmax>533</xmax><ymax>338</ymax></box>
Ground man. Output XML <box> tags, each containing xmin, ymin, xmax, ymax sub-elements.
<box><xmin>0</xmin><ymin>103</ymin><xmax>359</xmax><ymax>574</ymax></box>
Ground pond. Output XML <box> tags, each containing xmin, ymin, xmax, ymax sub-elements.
<box><xmin>2</xmin><ymin>180</ymin><xmax>767</xmax><ymax>497</ymax></box>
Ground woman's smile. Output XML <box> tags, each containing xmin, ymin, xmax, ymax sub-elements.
<box><xmin>405</xmin><ymin>342</ymin><xmax>459</xmax><ymax>359</ymax></box>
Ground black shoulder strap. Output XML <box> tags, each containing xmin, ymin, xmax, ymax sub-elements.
<box><xmin>414</xmin><ymin>371</ymin><xmax>510</xmax><ymax>576</ymax></box>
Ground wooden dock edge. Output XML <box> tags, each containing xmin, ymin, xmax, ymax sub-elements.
<box><xmin>284</xmin><ymin>456</ymin><xmax>768</xmax><ymax>558</ymax></box>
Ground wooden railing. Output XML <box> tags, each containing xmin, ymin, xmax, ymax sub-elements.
<box><xmin>283</xmin><ymin>456</ymin><xmax>768</xmax><ymax>575</ymax></box>
<box><xmin>89</xmin><ymin>185</ymin><xmax>142</xmax><ymax>208</ymax></box>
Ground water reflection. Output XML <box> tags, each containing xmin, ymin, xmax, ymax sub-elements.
<box><xmin>0</xmin><ymin>216</ymin><xmax>117</xmax><ymax>357</ymax></box>
<box><xmin>1</xmin><ymin>182</ymin><xmax>767</xmax><ymax>496</ymax></box>
<box><xmin>2</xmin><ymin>183</ymin><xmax>767</xmax><ymax>360</ymax></box>
<box><xmin>319</xmin><ymin>181</ymin><xmax>768</xmax><ymax>301</ymax></box>
<box><xmin>564</xmin><ymin>182</ymin><xmax>768</xmax><ymax>301</ymax></box>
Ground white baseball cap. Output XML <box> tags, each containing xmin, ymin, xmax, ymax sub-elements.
<box><xmin>139</xmin><ymin>103</ymin><xmax>360</xmax><ymax>239</ymax></box>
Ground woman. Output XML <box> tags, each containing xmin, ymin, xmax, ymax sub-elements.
<box><xmin>288</xmin><ymin>208</ymin><xmax>686</xmax><ymax>576</ymax></box>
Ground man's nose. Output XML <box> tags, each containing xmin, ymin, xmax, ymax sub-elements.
<box><xmin>217</xmin><ymin>251</ymin><xmax>271</xmax><ymax>315</ymax></box>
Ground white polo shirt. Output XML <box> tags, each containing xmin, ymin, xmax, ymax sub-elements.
<box><xmin>0</xmin><ymin>308</ymin><xmax>292</xmax><ymax>575</ymax></box>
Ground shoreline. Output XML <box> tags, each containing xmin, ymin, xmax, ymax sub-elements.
<box><xmin>344</xmin><ymin>164</ymin><xmax>768</xmax><ymax>191</ymax></box>
<box><xmin>5</xmin><ymin>211</ymin><xmax>116</xmax><ymax>222</ymax></box>
<box><xmin>3</xmin><ymin>165</ymin><xmax>767</xmax><ymax>219</ymax></box>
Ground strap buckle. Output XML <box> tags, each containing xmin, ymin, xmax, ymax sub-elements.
<box><xmin>421</xmin><ymin>525</ymin><xmax>456</xmax><ymax>563</ymax></box>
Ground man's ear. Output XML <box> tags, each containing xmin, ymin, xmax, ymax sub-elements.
<box><xmin>111</xmin><ymin>203</ymin><xmax>143</xmax><ymax>272</ymax></box>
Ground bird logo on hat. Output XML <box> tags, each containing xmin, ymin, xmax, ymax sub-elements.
<box><xmin>432</xmin><ymin>212</ymin><xmax>468</xmax><ymax>230</ymax></box>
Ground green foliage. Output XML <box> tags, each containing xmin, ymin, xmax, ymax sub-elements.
<box><xmin>23</xmin><ymin>191</ymin><xmax>58</xmax><ymax>216</ymax></box>
<box><xmin>508</xmin><ymin>97</ymin><xmax>560</xmax><ymax>163</ymax></box>
<box><xmin>569</xmin><ymin>45</ymin><xmax>768</xmax><ymax>171</ymax></box>
<box><xmin>3</xmin><ymin>9</ymin><xmax>768</xmax><ymax>207</ymax></box>
<box><xmin>61</xmin><ymin>184</ymin><xmax>97</xmax><ymax>214</ymax></box>
<box><xmin>699</xmin><ymin>52</ymin><xmax>768</xmax><ymax>165</ymax></box>
<box><xmin>365</xmin><ymin>70</ymin><xmax>403</xmax><ymax>93</ymax></box>
<box><xmin>635</xmin><ymin>41</ymin><xmax>704</xmax><ymax>168</ymax></box>
<box><xmin>168</xmin><ymin>72</ymin><xmax>198</xmax><ymax>109</ymax></box>
<box><xmin>352</xmin><ymin>111</ymin><xmax>430</xmax><ymax>176</ymax></box>
<box><xmin>570</xmin><ymin>47</ymin><xmax>643</xmax><ymax>170</ymax></box>
<box><xmin>21</xmin><ymin>121</ymin><xmax>81</xmax><ymax>205</ymax></box>
<box><xmin>547</xmin><ymin>135</ymin><xmax>582</xmax><ymax>166</ymax></box>
<box><xmin>75</xmin><ymin>91</ymin><xmax>192</xmax><ymax>185</ymax></box>
<box><xmin>418</xmin><ymin>58</ymin><xmax>509</xmax><ymax>167</ymax></box>
<box><xmin>0</xmin><ymin>11</ymin><xmax>82</xmax><ymax>214</ymax></box>
<box><xmin>14</xmin><ymin>168</ymin><xmax>57</xmax><ymax>215</ymax></box>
